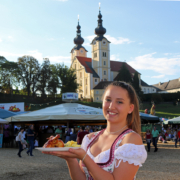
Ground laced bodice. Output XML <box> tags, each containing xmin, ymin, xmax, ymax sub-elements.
<box><xmin>81</xmin><ymin>129</ymin><xmax>147</xmax><ymax>180</ymax></box>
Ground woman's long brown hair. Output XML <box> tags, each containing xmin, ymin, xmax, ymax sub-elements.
<box><xmin>102</xmin><ymin>81</ymin><xmax>141</xmax><ymax>135</ymax></box>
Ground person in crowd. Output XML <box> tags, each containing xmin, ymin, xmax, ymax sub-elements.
<box><xmin>89</xmin><ymin>126</ymin><xmax>94</xmax><ymax>133</ymax></box>
<box><xmin>178</xmin><ymin>129</ymin><xmax>180</xmax><ymax>147</ymax></box>
<box><xmin>65</xmin><ymin>128</ymin><xmax>72</xmax><ymax>143</ymax></box>
<box><xmin>3</xmin><ymin>128</ymin><xmax>10</xmax><ymax>147</ymax></box>
<box><xmin>150</xmin><ymin>104</ymin><xmax>156</xmax><ymax>115</ymax></box>
<box><xmin>43</xmin><ymin>81</ymin><xmax>147</xmax><ymax>180</ymax></box>
<box><xmin>55</xmin><ymin>126</ymin><xmax>63</xmax><ymax>140</ymax></box>
<box><xmin>152</xmin><ymin>126</ymin><xmax>159</xmax><ymax>152</ymax></box>
<box><xmin>76</xmin><ymin>126</ymin><xmax>89</xmax><ymax>145</ymax></box>
<box><xmin>145</xmin><ymin>129</ymin><xmax>151</xmax><ymax>152</ymax></box>
<box><xmin>17</xmin><ymin>128</ymin><xmax>26</xmax><ymax>157</ymax></box>
<box><xmin>70</xmin><ymin>128</ymin><xmax>77</xmax><ymax>141</ymax></box>
<box><xmin>47</xmin><ymin>126</ymin><xmax>53</xmax><ymax>133</ymax></box>
<box><xmin>27</xmin><ymin>125</ymin><xmax>35</xmax><ymax>156</ymax></box>
<box><xmin>174</xmin><ymin>129</ymin><xmax>178</xmax><ymax>148</ymax></box>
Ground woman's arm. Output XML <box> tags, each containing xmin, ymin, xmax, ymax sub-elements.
<box><xmin>66</xmin><ymin>159</ymin><xmax>86</xmax><ymax>180</ymax></box>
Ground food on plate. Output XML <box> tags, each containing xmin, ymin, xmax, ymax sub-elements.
<box><xmin>43</xmin><ymin>135</ymin><xmax>64</xmax><ymax>148</ymax></box>
<box><xmin>65</xmin><ymin>141</ymin><xmax>81</xmax><ymax>147</ymax></box>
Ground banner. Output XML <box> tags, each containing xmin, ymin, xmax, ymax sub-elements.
<box><xmin>0</xmin><ymin>102</ymin><xmax>24</xmax><ymax>112</ymax></box>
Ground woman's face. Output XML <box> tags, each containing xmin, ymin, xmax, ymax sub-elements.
<box><xmin>103</xmin><ymin>85</ymin><xmax>134</xmax><ymax>124</ymax></box>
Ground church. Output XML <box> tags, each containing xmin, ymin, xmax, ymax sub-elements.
<box><xmin>70</xmin><ymin>9</ymin><xmax>152</xmax><ymax>102</ymax></box>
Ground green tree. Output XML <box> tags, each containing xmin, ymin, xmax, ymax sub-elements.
<box><xmin>115</xmin><ymin>62</ymin><xmax>132</xmax><ymax>83</ymax></box>
<box><xmin>36</xmin><ymin>58</ymin><xmax>51</xmax><ymax>97</ymax></box>
<box><xmin>47</xmin><ymin>64</ymin><xmax>60</xmax><ymax>97</ymax></box>
<box><xmin>56</xmin><ymin>64</ymin><xmax>78</xmax><ymax>94</ymax></box>
<box><xmin>0</xmin><ymin>57</ymin><xmax>18</xmax><ymax>94</ymax></box>
<box><xmin>132</xmin><ymin>72</ymin><xmax>142</xmax><ymax>95</ymax></box>
<box><xmin>15</xmin><ymin>55</ymin><xmax>40</xmax><ymax>96</ymax></box>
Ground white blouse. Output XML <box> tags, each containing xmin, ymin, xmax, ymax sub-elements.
<box><xmin>81</xmin><ymin>130</ymin><xmax>147</xmax><ymax>180</ymax></box>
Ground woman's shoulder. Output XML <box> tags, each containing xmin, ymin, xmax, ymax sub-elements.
<box><xmin>122</xmin><ymin>131</ymin><xmax>143</xmax><ymax>145</ymax></box>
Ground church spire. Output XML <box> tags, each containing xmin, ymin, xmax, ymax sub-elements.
<box><xmin>95</xmin><ymin>4</ymin><xmax>106</xmax><ymax>37</ymax></box>
<box><xmin>74</xmin><ymin>16</ymin><xmax>84</xmax><ymax>46</ymax></box>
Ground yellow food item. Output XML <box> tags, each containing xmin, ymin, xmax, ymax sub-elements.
<box><xmin>64</xmin><ymin>141</ymin><xmax>81</xmax><ymax>147</ymax></box>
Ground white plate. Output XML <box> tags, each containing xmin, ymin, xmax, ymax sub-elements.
<box><xmin>36</xmin><ymin>147</ymin><xmax>81</xmax><ymax>152</ymax></box>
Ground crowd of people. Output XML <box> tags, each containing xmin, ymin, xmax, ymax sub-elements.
<box><xmin>145</xmin><ymin>126</ymin><xmax>180</xmax><ymax>152</ymax></box>
<box><xmin>14</xmin><ymin>124</ymin><xmax>106</xmax><ymax>158</ymax></box>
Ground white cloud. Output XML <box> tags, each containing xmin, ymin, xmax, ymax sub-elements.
<box><xmin>8</xmin><ymin>36</ymin><xmax>13</xmax><ymax>39</ymax></box>
<box><xmin>128</xmin><ymin>52</ymin><xmax>180</xmax><ymax>75</ymax></box>
<box><xmin>139</xmin><ymin>42</ymin><xmax>143</xmax><ymax>45</ymax></box>
<box><xmin>105</xmin><ymin>35</ymin><xmax>133</xmax><ymax>45</ymax></box>
<box><xmin>47</xmin><ymin>55</ymin><xmax>71</xmax><ymax>65</ymax></box>
<box><xmin>110</xmin><ymin>54</ymin><xmax>120</xmax><ymax>61</ymax></box>
<box><xmin>0</xmin><ymin>50</ymin><xmax>70</xmax><ymax>66</ymax></box>
<box><xmin>0</xmin><ymin>38</ymin><xmax>2</xmax><ymax>42</ymax></box>
<box><xmin>174</xmin><ymin>41</ymin><xmax>180</xmax><ymax>43</ymax></box>
<box><xmin>151</xmin><ymin>75</ymin><xmax>165</xmax><ymax>78</ymax></box>
<box><xmin>83</xmin><ymin>43</ymin><xmax>91</xmax><ymax>47</ymax></box>
<box><xmin>85</xmin><ymin>35</ymin><xmax>133</xmax><ymax>45</ymax></box>
<box><xmin>48</xmin><ymin>38</ymin><xmax>55</xmax><ymax>41</ymax></box>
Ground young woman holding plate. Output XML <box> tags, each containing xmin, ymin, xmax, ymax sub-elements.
<box><xmin>43</xmin><ymin>81</ymin><xmax>147</xmax><ymax>180</ymax></box>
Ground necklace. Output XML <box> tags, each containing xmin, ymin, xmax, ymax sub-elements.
<box><xmin>106</xmin><ymin>125</ymin><xmax>127</xmax><ymax>134</ymax></box>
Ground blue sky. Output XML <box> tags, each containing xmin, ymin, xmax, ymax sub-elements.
<box><xmin>0</xmin><ymin>0</ymin><xmax>180</xmax><ymax>85</ymax></box>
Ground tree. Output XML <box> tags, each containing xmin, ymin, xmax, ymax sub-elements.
<box><xmin>0</xmin><ymin>57</ymin><xmax>18</xmax><ymax>94</ymax></box>
<box><xmin>132</xmin><ymin>72</ymin><xmax>142</xmax><ymax>95</ymax></box>
<box><xmin>56</xmin><ymin>64</ymin><xmax>78</xmax><ymax>94</ymax></box>
<box><xmin>115</xmin><ymin>62</ymin><xmax>132</xmax><ymax>83</ymax></box>
<box><xmin>47</xmin><ymin>64</ymin><xmax>60</xmax><ymax>97</ymax></box>
<box><xmin>15</xmin><ymin>56</ymin><xmax>40</xmax><ymax>96</ymax></box>
<box><xmin>36</xmin><ymin>58</ymin><xmax>51</xmax><ymax>97</ymax></box>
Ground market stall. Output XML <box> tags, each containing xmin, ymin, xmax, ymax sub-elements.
<box><xmin>164</xmin><ymin>116</ymin><xmax>180</xmax><ymax>125</ymax></box>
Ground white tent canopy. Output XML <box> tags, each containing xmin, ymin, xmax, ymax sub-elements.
<box><xmin>0</xmin><ymin>118</ymin><xmax>9</xmax><ymax>124</ymax></box>
<box><xmin>6</xmin><ymin>103</ymin><xmax>105</xmax><ymax>122</ymax></box>
<box><xmin>164</xmin><ymin>116</ymin><xmax>180</xmax><ymax>125</ymax></box>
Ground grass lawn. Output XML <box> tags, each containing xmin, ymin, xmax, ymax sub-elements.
<box><xmin>139</xmin><ymin>102</ymin><xmax>180</xmax><ymax>119</ymax></box>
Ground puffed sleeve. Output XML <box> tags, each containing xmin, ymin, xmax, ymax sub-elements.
<box><xmin>114</xmin><ymin>144</ymin><xmax>147</xmax><ymax>168</ymax></box>
<box><xmin>81</xmin><ymin>135</ymin><xmax>91</xmax><ymax>152</ymax></box>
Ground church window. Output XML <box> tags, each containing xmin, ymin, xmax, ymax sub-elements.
<box><xmin>95</xmin><ymin>79</ymin><xmax>97</xmax><ymax>82</ymax></box>
<box><xmin>96</xmin><ymin>97</ymin><xmax>99</xmax><ymax>100</ymax></box>
<box><xmin>94</xmin><ymin>53</ymin><xmax>97</xmax><ymax>58</ymax></box>
<box><xmin>103</xmin><ymin>52</ymin><xmax>106</xmax><ymax>57</ymax></box>
<box><xmin>85</xmin><ymin>78</ymin><xmax>87</xmax><ymax>85</ymax></box>
<box><xmin>104</xmin><ymin>61</ymin><xmax>106</xmax><ymax>65</ymax></box>
<box><xmin>96</xmin><ymin>91</ymin><xmax>99</xmax><ymax>94</ymax></box>
<box><xmin>104</xmin><ymin>71</ymin><xmax>106</xmax><ymax>75</ymax></box>
<box><xmin>104</xmin><ymin>79</ymin><xmax>107</xmax><ymax>81</ymax></box>
<box><xmin>80</xmin><ymin>72</ymin><xmax>82</xmax><ymax>78</ymax></box>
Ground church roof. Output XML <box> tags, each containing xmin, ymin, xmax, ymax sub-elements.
<box><xmin>110</xmin><ymin>61</ymin><xmax>139</xmax><ymax>74</ymax></box>
<box><xmin>93</xmin><ymin>81</ymin><xmax>112</xmax><ymax>89</ymax></box>
<box><xmin>152</xmin><ymin>78</ymin><xmax>180</xmax><ymax>91</ymax></box>
<box><xmin>76</xmin><ymin>56</ymin><xmax>99</xmax><ymax>78</ymax></box>
<box><xmin>141</xmin><ymin>79</ymin><xmax>150</xmax><ymax>87</ymax></box>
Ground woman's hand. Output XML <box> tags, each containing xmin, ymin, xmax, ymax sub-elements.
<box><xmin>42</xmin><ymin>148</ymin><xmax>86</xmax><ymax>162</ymax></box>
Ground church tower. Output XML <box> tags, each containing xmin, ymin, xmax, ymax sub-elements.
<box><xmin>91</xmin><ymin>8</ymin><xmax>111</xmax><ymax>81</ymax></box>
<box><xmin>71</xmin><ymin>19</ymin><xmax>88</xmax><ymax>63</ymax></box>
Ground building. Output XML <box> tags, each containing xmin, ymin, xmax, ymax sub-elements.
<box><xmin>152</xmin><ymin>78</ymin><xmax>180</xmax><ymax>93</ymax></box>
<box><xmin>141</xmin><ymin>80</ymin><xmax>157</xmax><ymax>94</ymax></box>
<box><xmin>70</xmin><ymin>9</ymin><xmax>149</xmax><ymax>102</ymax></box>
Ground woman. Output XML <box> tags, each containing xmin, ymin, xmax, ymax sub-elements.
<box><xmin>145</xmin><ymin>129</ymin><xmax>151</xmax><ymax>152</ymax></box>
<box><xmin>174</xmin><ymin>129</ymin><xmax>178</xmax><ymax>148</ymax></box>
<box><xmin>43</xmin><ymin>81</ymin><xmax>147</xmax><ymax>180</ymax></box>
<box><xmin>150</xmin><ymin>104</ymin><xmax>155</xmax><ymax>115</ymax></box>
<box><xmin>65</xmin><ymin>128</ymin><xmax>72</xmax><ymax>143</ymax></box>
<box><xmin>17</xmin><ymin>128</ymin><xmax>25</xmax><ymax>157</ymax></box>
